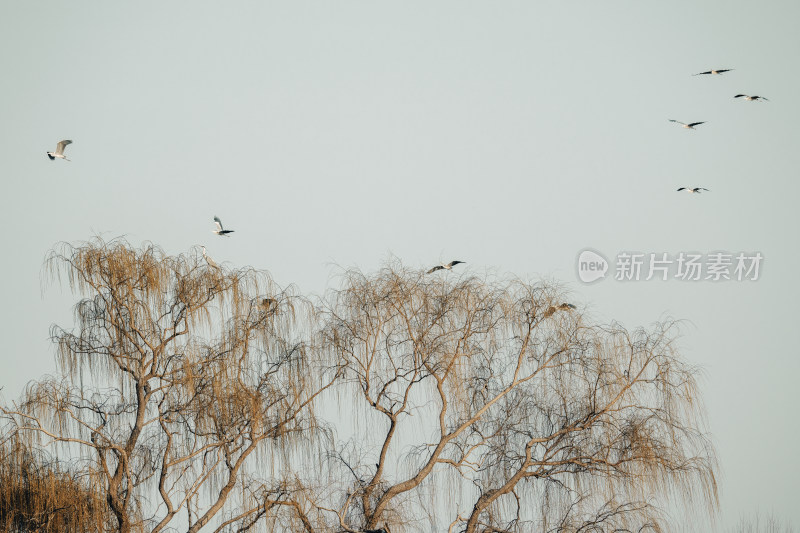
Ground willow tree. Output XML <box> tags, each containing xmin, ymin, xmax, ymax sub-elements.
<box><xmin>318</xmin><ymin>265</ymin><xmax>718</xmax><ymax>533</ymax></box>
<box><xmin>0</xmin><ymin>437</ymin><xmax>115</xmax><ymax>533</ymax></box>
<box><xmin>0</xmin><ymin>240</ymin><xmax>335</xmax><ymax>533</ymax></box>
<box><xmin>1</xmin><ymin>244</ymin><xmax>718</xmax><ymax>532</ymax></box>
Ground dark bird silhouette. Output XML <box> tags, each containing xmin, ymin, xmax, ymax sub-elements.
<box><xmin>677</xmin><ymin>187</ymin><xmax>710</xmax><ymax>194</ymax></box>
<box><xmin>212</xmin><ymin>216</ymin><xmax>235</xmax><ymax>236</ymax></box>
<box><xmin>693</xmin><ymin>68</ymin><xmax>733</xmax><ymax>76</ymax></box>
<box><xmin>734</xmin><ymin>94</ymin><xmax>769</xmax><ymax>101</ymax></box>
<box><xmin>427</xmin><ymin>260</ymin><xmax>465</xmax><ymax>274</ymax></box>
<box><xmin>669</xmin><ymin>120</ymin><xmax>706</xmax><ymax>130</ymax></box>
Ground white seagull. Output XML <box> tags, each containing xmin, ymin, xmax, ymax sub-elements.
<box><xmin>202</xmin><ymin>246</ymin><xmax>220</xmax><ymax>269</ymax></box>
<box><xmin>212</xmin><ymin>216</ymin><xmax>234</xmax><ymax>236</ymax></box>
<box><xmin>669</xmin><ymin>120</ymin><xmax>706</xmax><ymax>130</ymax></box>
<box><xmin>47</xmin><ymin>140</ymin><xmax>72</xmax><ymax>161</ymax></box>
<box><xmin>677</xmin><ymin>187</ymin><xmax>710</xmax><ymax>194</ymax></box>
<box><xmin>427</xmin><ymin>260</ymin><xmax>465</xmax><ymax>274</ymax></box>
<box><xmin>693</xmin><ymin>68</ymin><xmax>733</xmax><ymax>76</ymax></box>
<box><xmin>734</xmin><ymin>94</ymin><xmax>769</xmax><ymax>102</ymax></box>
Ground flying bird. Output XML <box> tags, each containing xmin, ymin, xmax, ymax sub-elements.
<box><xmin>669</xmin><ymin>120</ymin><xmax>706</xmax><ymax>130</ymax></box>
<box><xmin>543</xmin><ymin>303</ymin><xmax>577</xmax><ymax>318</ymax></box>
<box><xmin>734</xmin><ymin>94</ymin><xmax>769</xmax><ymax>102</ymax></box>
<box><xmin>427</xmin><ymin>260</ymin><xmax>465</xmax><ymax>274</ymax></box>
<box><xmin>693</xmin><ymin>69</ymin><xmax>733</xmax><ymax>76</ymax></box>
<box><xmin>47</xmin><ymin>140</ymin><xmax>72</xmax><ymax>161</ymax></box>
<box><xmin>202</xmin><ymin>246</ymin><xmax>220</xmax><ymax>269</ymax></box>
<box><xmin>677</xmin><ymin>187</ymin><xmax>709</xmax><ymax>194</ymax></box>
<box><xmin>212</xmin><ymin>216</ymin><xmax>234</xmax><ymax>236</ymax></box>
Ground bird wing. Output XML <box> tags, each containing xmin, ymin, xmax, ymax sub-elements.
<box><xmin>693</xmin><ymin>71</ymin><xmax>712</xmax><ymax>76</ymax></box>
<box><xmin>755</xmin><ymin>96</ymin><xmax>769</xmax><ymax>101</ymax></box>
<box><xmin>734</xmin><ymin>94</ymin><xmax>747</xmax><ymax>98</ymax></box>
<box><xmin>697</xmin><ymin>188</ymin><xmax>710</xmax><ymax>191</ymax></box>
<box><xmin>213</xmin><ymin>216</ymin><xmax>224</xmax><ymax>231</ymax></box>
<box><xmin>677</xmin><ymin>188</ymin><xmax>687</xmax><ymax>191</ymax></box>
<box><xmin>669</xmin><ymin>120</ymin><xmax>685</xmax><ymax>125</ymax></box>
<box><xmin>717</xmin><ymin>69</ymin><xmax>732</xmax><ymax>73</ymax></box>
<box><xmin>447</xmin><ymin>260</ymin><xmax>465</xmax><ymax>267</ymax></box>
<box><xmin>56</xmin><ymin>140</ymin><xmax>72</xmax><ymax>154</ymax></box>
<box><xmin>688</xmin><ymin>122</ymin><xmax>705</xmax><ymax>127</ymax></box>
<box><xmin>427</xmin><ymin>266</ymin><xmax>443</xmax><ymax>274</ymax></box>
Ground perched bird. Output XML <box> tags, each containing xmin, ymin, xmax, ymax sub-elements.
<box><xmin>693</xmin><ymin>69</ymin><xmax>733</xmax><ymax>76</ymax></box>
<box><xmin>734</xmin><ymin>94</ymin><xmax>769</xmax><ymax>102</ymax></box>
<box><xmin>543</xmin><ymin>303</ymin><xmax>577</xmax><ymax>318</ymax></box>
<box><xmin>669</xmin><ymin>120</ymin><xmax>706</xmax><ymax>130</ymax></box>
<box><xmin>677</xmin><ymin>187</ymin><xmax>710</xmax><ymax>194</ymax></box>
<box><xmin>212</xmin><ymin>216</ymin><xmax>234</xmax><ymax>236</ymax></box>
<box><xmin>202</xmin><ymin>246</ymin><xmax>220</xmax><ymax>269</ymax></box>
<box><xmin>427</xmin><ymin>260</ymin><xmax>466</xmax><ymax>274</ymax></box>
<box><xmin>47</xmin><ymin>140</ymin><xmax>72</xmax><ymax>161</ymax></box>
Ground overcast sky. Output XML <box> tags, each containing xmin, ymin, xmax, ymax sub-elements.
<box><xmin>1</xmin><ymin>1</ymin><xmax>799</xmax><ymax>529</ymax></box>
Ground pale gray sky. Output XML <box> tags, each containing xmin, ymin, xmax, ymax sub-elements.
<box><xmin>1</xmin><ymin>1</ymin><xmax>799</xmax><ymax>529</ymax></box>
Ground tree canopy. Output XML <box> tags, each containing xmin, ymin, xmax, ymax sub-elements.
<box><xmin>1</xmin><ymin>240</ymin><xmax>718</xmax><ymax>533</ymax></box>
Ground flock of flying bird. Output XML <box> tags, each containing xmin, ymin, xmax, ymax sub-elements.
<box><xmin>42</xmin><ymin>66</ymin><xmax>768</xmax><ymax>282</ymax></box>
<box><xmin>201</xmin><ymin>215</ymin><xmax>468</xmax><ymax>276</ymax></box>
<box><xmin>42</xmin><ymin>136</ymin><xmax>472</xmax><ymax>279</ymax></box>
<box><xmin>198</xmin><ymin>221</ymin><xmax>573</xmax><ymax>318</ymax></box>
<box><xmin>44</xmin><ymin>142</ymin><xmax>469</xmax><ymax>275</ymax></box>
<box><xmin>671</xmin><ymin>67</ymin><xmax>769</xmax><ymax>194</ymax></box>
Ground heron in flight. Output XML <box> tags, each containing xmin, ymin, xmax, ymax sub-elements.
<box><xmin>669</xmin><ymin>120</ymin><xmax>706</xmax><ymax>130</ymax></box>
<box><xmin>47</xmin><ymin>140</ymin><xmax>72</xmax><ymax>161</ymax></box>
<box><xmin>212</xmin><ymin>216</ymin><xmax>234</xmax><ymax>236</ymax></box>
<box><xmin>202</xmin><ymin>246</ymin><xmax>220</xmax><ymax>269</ymax></box>
<box><xmin>677</xmin><ymin>187</ymin><xmax>709</xmax><ymax>194</ymax></box>
<box><xmin>734</xmin><ymin>94</ymin><xmax>769</xmax><ymax>102</ymax></box>
<box><xmin>427</xmin><ymin>260</ymin><xmax>465</xmax><ymax>274</ymax></box>
<box><xmin>693</xmin><ymin>69</ymin><xmax>733</xmax><ymax>76</ymax></box>
<box><xmin>543</xmin><ymin>303</ymin><xmax>577</xmax><ymax>318</ymax></box>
